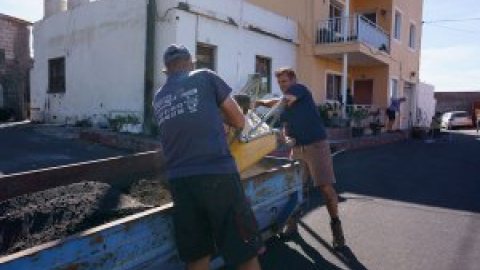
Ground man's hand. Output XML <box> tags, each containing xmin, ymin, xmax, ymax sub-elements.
<box><xmin>283</xmin><ymin>94</ymin><xmax>297</xmax><ymax>107</ymax></box>
<box><xmin>254</xmin><ymin>98</ymin><xmax>281</xmax><ymax>108</ymax></box>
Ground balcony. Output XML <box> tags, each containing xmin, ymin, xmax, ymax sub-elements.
<box><xmin>315</xmin><ymin>15</ymin><xmax>391</xmax><ymax>65</ymax></box>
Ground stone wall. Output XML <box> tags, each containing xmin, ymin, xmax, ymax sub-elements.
<box><xmin>0</xmin><ymin>14</ymin><xmax>32</xmax><ymax>120</ymax></box>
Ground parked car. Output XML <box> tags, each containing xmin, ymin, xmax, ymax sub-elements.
<box><xmin>441</xmin><ymin>111</ymin><xmax>473</xmax><ymax>129</ymax></box>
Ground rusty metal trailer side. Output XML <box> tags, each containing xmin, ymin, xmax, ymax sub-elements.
<box><xmin>0</xmin><ymin>158</ymin><xmax>302</xmax><ymax>270</ymax></box>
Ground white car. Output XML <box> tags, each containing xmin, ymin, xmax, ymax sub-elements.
<box><xmin>441</xmin><ymin>111</ymin><xmax>473</xmax><ymax>129</ymax></box>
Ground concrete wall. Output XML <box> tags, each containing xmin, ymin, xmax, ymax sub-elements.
<box><xmin>435</xmin><ymin>91</ymin><xmax>480</xmax><ymax>114</ymax></box>
<box><xmin>31</xmin><ymin>0</ymin><xmax>297</xmax><ymax>124</ymax></box>
<box><xmin>31</xmin><ymin>0</ymin><xmax>147</xmax><ymax>124</ymax></box>
<box><xmin>156</xmin><ymin>0</ymin><xmax>297</xmax><ymax>95</ymax></box>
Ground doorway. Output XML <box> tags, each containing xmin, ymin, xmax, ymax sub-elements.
<box><xmin>354</xmin><ymin>80</ymin><xmax>373</xmax><ymax>105</ymax></box>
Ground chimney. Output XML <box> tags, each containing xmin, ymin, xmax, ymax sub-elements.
<box><xmin>44</xmin><ymin>0</ymin><xmax>67</xmax><ymax>19</ymax></box>
<box><xmin>67</xmin><ymin>0</ymin><xmax>90</xmax><ymax>11</ymax></box>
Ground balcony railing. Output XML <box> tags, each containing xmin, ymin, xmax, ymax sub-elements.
<box><xmin>316</xmin><ymin>15</ymin><xmax>390</xmax><ymax>53</ymax></box>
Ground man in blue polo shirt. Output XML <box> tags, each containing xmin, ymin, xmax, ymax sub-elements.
<box><xmin>256</xmin><ymin>67</ymin><xmax>345</xmax><ymax>249</ymax></box>
<box><xmin>153</xmin><ymin>44</ymin><xmax>263</xmax><ymax>270</ymax></box>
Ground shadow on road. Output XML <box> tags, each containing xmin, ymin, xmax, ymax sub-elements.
<box><xmin>332</xmin><ymin>131</ymin><xmax>480</xmax><ymax>213</ymax></box>
<box><xmin>298</xmin><ymin>220</ymin><xmax>368</xmax><ymax>270</ymax></box>
<box><xmin>259</xmin><ymin>219</ymin><xmax>368</xmax><ymax>270</ymax></box>
<box><xmin>259</xmin><ymin>234</ymin><xmax>343</xmax><ymax>270</ymax></box>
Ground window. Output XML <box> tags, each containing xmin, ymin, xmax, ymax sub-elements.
<box><xmin>390</xmin><ymin>78</ymin><xmax>398</xmax><ymax>99</ymax></box>
<box><xmin>255</xmin><ymin>56</ymin><xmax>271</xmax><ymax>96</ymax></box>
<box><xmin>0</xmin><ymin>49</ymin><xmax>5</xmax><ymax>68</ymax></box>
<box><xmin>327</xmin><ymin>73</ymin><xmax>342</xmax><ymax>101</ymax></box>
<box><xmin>409</xmin><ymin>23</ymin><xmax>416</xmax><ymax>49</ymax></box>
<box><xmin>394</xmin><ymin>10</ymin><xmax>402</xmax><ymax>40</ymax></box>
<box><xmin>195</xmin><ymin>43</ymin><xmax>216</xmax><ymax>71</ymax></box>
<box><xmin>329</xmin><ymin>1</ymin><xmax>343</xmax><ymax>34</ymax></box>
<box><xmin>48</xmin><ymin>57</ymin><xmax>66</xmax><ymax>93</ymax></box>
<box><xmin>363</xmin><ymin>12</ymin><xmax>377</xmax><ymax>24</ymax></box>
<box><xmin>329</xmin><ymin>1</ymin><xmax>343</xmax><ymax>19</ymax></box>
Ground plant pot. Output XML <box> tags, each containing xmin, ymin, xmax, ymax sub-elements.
<box><xmin>371</xmin><ymin>128</ymin><xmax>381</xmax><ymax>136</ymax></box>
<box><xmin>411</xmin><ymin>127</ymin><xmax>427</xmax><ymax>139</ymax></box>
<box><xmin>352</xmin><ymin>127</ymin><xmax>364</xmax><ymax>137</ymax></box>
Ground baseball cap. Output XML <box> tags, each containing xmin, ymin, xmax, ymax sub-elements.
<box><xmin>163</xmin><ymin>44</ymin><xmax>192</xmax><ymax>66</ymax></box>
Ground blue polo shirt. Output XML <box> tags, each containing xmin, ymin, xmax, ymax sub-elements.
<box><xmin>280</xmin><ymin>84</ymin><xmax>327</xmax><ymax>145</ymax></box>
<box><xmin>153</xmin><ymin>69</ymin><xmax>237</xmax><ymax>179</ymax></box>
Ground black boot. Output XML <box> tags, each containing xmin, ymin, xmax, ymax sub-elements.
<box><xmin>330</xmin><ymin>219</ymin><xmax>345</xmax><ymax>249</ymax></box>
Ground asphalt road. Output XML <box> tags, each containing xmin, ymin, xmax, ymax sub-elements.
<box><xmin>260</xmin><ymin>130</ymin><xmax>480</xmax><ymax>270</ymax></box>
<box><xmin>0</xmin><ymin>122</ymin><xmax>130</xmax><ymax>175</ymax></box>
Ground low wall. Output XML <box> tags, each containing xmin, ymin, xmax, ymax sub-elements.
<box><xmin>0</xmin><ymin>151</ymin><xmax>164</xmax><ymax>201</ymax></box>
<box><xmin>326</xmin><ymin>127</ymin><xmax>352</xmax><ymax>140</ymax></box>
<box><xmin>80</xmin><ymin>130</ymin><xmax>161</xmax><ymax>152</ymax></box>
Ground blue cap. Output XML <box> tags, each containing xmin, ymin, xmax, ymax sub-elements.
<box><xmin>163</xmin><ymin>44</ymin><xmax>192</xmax><ymax>66</ymax></box>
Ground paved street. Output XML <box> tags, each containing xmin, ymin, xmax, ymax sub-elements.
<box><xmin>260</xmin><ymin>130</ymin><xmax>480</xmax><ymax>270</ymax></box>
<box><xmin>0</xmin><ymin>122</ymin><xmax>130</xmax><ymax>175</ymax></box>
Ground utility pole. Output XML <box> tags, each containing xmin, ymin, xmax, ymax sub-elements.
<box><xmin>143</xmin><ymin>0</ymin><xmax>156</xmax><ymax>135</ymax></box>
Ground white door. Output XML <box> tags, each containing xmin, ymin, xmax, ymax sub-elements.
<box><xmin>403</xmin><ymin>83</ymin><xmax>416</xmax><ymax>129</ymax></box>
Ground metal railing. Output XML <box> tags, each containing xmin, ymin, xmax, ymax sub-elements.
<box><xmin>316</xmin><ymin>15</ymin><xmax>390</xmax><ymax>52</ymax></box>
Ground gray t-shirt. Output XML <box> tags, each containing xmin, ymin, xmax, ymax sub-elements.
<box><xmin>153</xmin><ymin>69</ymin><xmax>237</xmax><ymax>179</ymax></box>
<box><xmin>388</xmin><ymin>98</ymin><xmax>402</xmax><ymax>112</ymax></box>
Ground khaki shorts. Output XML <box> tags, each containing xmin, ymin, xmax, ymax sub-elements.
<box><xmin>291</xmin><ymin>139</ymin><xmax>336</xmax><ymax>186</ymax></box>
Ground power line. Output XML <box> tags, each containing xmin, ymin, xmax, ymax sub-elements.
<box><xmin>424</xmin><ymin>23</ymin><xmax>479</xmax><ymax>34</ymax></box>
<box><xmin>423</xmin><ymin>17</ymin><xmax>480</xmax><ymax>24</ymax></box>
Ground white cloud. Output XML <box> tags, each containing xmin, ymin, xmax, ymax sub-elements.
<box><xmin>421</xmin><ymin>45</ymin><xmax>480</xmax><ymax>91</ymax></box>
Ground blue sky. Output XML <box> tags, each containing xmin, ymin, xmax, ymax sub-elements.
<box><xmin>1</xmin><ymin>0</ymin><xmax>479</xmax><ymax>92</ymax></box>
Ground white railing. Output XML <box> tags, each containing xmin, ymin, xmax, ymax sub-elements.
<box><xmin>316</xmin><ymin>15</ymin><xmax>390</xmax><ymax>52</ymax></box>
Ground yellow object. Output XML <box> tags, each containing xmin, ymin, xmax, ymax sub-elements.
<box><xmin>230</xmin><ymin>134</ymin><xmax>278</xmax><ymax>173</ymax></box>
<box><xmin>226</xmin><ymin>110</ymin><xmax>279</xmax><ymax>173</ymax></box>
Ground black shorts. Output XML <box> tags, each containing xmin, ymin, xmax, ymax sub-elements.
<box><xmin>169</xmin><ymin>173</ymin><xmax>262</xmax><ymax>267</ymax></box>
<box><xmin>386</xmin><ymin>109</ymin><xmax>396</xmax><ymax>120</ymax></box>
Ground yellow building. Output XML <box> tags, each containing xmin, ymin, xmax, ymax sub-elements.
<box><xmin>247</xmin><ymin>0</ymin><xmax>423</xmax><ymax>130</ymax></box>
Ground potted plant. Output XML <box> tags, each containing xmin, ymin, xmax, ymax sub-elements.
<box><xmin>411</xmin><ymin>108</ymin><xmax>429</xmax><ymax>139</ymax></box>
<box><xmin>108</xmin><ymin>114</ymin><xmax>142</xmax><ymax>133</ymax></box>
<box><xmin>368</xmin><ymin>109</ymin><xmax>384</xmax><ymax>136</ymax></box>
<box><xmin>349</xmin><ymin>108</ymin><xmax>369</xmax><ymax>137</ymax></box>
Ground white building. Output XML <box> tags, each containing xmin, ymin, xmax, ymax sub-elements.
<box><xmin>30</xmin><ymin>0</ymin><xmax>297</xmax><ymax>126</ymax></box>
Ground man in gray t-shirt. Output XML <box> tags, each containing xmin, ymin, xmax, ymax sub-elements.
<box><xmin>153</xmin><ymin>44</ymin><xmax>263</xmax><ymax>270</ymax></box>
<box><xmin>386</xmin><ymin>97</ymin><xmax>406</xmax><ymax>132</ymax></box>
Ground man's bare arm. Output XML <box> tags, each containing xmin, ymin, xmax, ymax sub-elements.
<box><xmin>220</xmin><ymin>96</ymin><xmax>245</xmax><ymax>129</ymax></box>
<box><xmin>255</xmin><ymin>98</ymin><xmax>281</xmax><ymax>108</ymax></box>
<box><xmin>255</xmin><ymin>95</ymin><xmax>297</xmax><ymax>108</ymax></box>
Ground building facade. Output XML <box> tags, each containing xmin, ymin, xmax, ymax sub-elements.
<box><xmin>435</xmin><ymin>91</ymin><xmax>480</xmax><ymax>115</ymax></box>
<box><xmin>31</xmin><ymin>0</ymin><xmax>297</xmax><ymax>125</ymax></box>
<box><xmin>0</xmin><ymin>14</ymin><xmax>32</xmax><ymax>121</ymax></box>
<box><xmin>247</xmin><ymin>0</ymin><xmax>424</xmax><ymax>130</ymax></box>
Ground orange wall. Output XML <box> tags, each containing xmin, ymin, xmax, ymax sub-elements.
<box><xmin>389</xmin><ymin>0</ymin><xmax>423</xmax><ymax>89</ymax></box>
<box><xmin>350</xmin><ymin>65</ymin><xmax>390</xmax><ymax>108</ymax></box>
<box><xmin>247</xmin><ymin>0</ymin><xmax>423</xmax><ymax>107</ymax></box>
<box><xmin>352</xmin><ymin>0</ymin><xmax>393</xmax><ymax>33</ymax></box>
